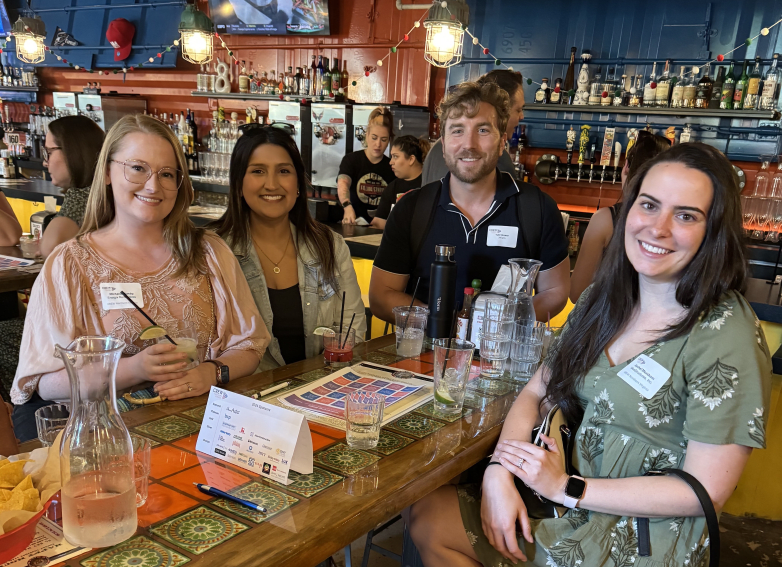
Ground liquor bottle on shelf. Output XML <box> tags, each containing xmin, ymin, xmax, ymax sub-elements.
<box><xmin>760</xmin><ymin>53</ymin><xmax>781</xmax><ymax>111</ymax></box>
<box><xmin>574</xmin><ymin>53</ymin><xmax>591</xmax><ymax>105</ymax></box>
<box><xmin>535</xmin><ymin>78</ymin><xmax>551</xmax><ymax>103</ymax></box>
<box><xmin>315</xmin><ymin>56</ymin><xmax>324</xmax><ymax>96</ymax></box>
<box><xmin>562</xmin><ymin>47</ymin><xmax>577</xmax><ymax>104</ymax></box>
<box><xmin>550</xmin><ymin>78</ymin><xmax>563</xmax><ymax>103</ymax></box>
<box><xmin>733</xmin><ymin>59</ymin><xmax>749</xmax><ymax>109</ymax></box>
<box><xmin>642</xmin><ymin>62</ymin><xmax>658</xmax><ymax>107</ymax></box>
<box><xmin>709</xmin><ymin>65</ymin><xmax>726</xmax><ymax>109</ymax></box>
<box><xmin>613</xmin><ymin>75</ymin><xmax>627</xmax><ymax>106</ymax></box>
<box><xmin>285</xmin><ymin>66</ymin><xmax>296</xmax><ymax>94</ymax></box>
<box><xmin>331</xmin><ymin>58</ymin><xmax>341</xmax><ymax>94</ymax></box>
<box><xmin>744</xmin><ymin>56</ymin><xmax>763</xmax><ymax>110</ymax></box>
<box><xmin>655</xmin><ymin>60</ymin><xmax>672</xmax><ymax>107</ymax></box>
<box><xmin>310</xmin><ymin>55</ymin><xmax>318</xmax><ymax>96</ymax></box>
<box><xmin>620</xmin><ymin>75</ymin><xmax>632</xmax><ymax>106</ymax></box>
<box><xmin>682</xmin><ymin>69</ymin><xmax>697</xmax><ymax>108</ymax></box>
<box><xmin>239</xmin><ymin>60</ymin><xmax>250</xmax><ymax>94</ymax></box>
<box><xmin>679</xmin><ymin>124</ymin><xmax>693</xmax><ymax>143</ymax></box>
<box><xmin>249</xmin><ymin>64</ymin><xmax>259</xmax><ymax>94</ymax></box>
<box><xmin>694</xmin><ymin>65</ymin><xmax>713</xmax><ymax>109</ymax></box>
<box><xmin>278</xmin><ymin>69</ymin><xmax>285</xmax><ymax>96</ymax></box>
<box><xmin>269</xmin><ymin>70</ymin><xmax>278</xmax><ymax>94</ymax></box>
<box><xmin>455</xmin><ymin>288</ymin><xmax>474</xmax><ymax>341</ymax></box>
<box><xmin>321</xmin><ymin>57</ymin><xmax>331</xmax><ymax>96</ymax></box>
<box><xmin>588</xmin><ymin>66</ymin><xmax>602</xmax><ymax>105</ymax></box>
<box><xmin>670</xmin><ymin>66</ymin><xmax>686</xmax><ymax>108</ymax></box>
<box><xmin>629</xmin><ymin>75</ymin><xmax>644</xmax><ymax>107</ymax></box>
<box><xmin>259</xmin><ymin>71</ymin><xmax>269</xmax><ymax>95</ymax></box>
<box><xmin>720</xmin><ymin>61</ymin><xmax>736</xmax><ymax>109</ymax></box>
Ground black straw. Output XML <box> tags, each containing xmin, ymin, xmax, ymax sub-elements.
<box><xmin>439</xmin><ymin>309</ymin><xmax>459</xmax><ymax>378</ymax></box>
<box><xmin>121</xmin><ymin>291</ymin><xmax>178</xmax><ymax>346</ymax></box>
<box><xmin>341</xmin><ymin>313</ymin><xmax>357</xmax><ymax>349</ymax></box>
<box><xmin>339</xmin><ymin>291</ymin><xmax>346</xmax><ymax>335</ymax></box>
<box><xmin>402</xmin><ymin>277</ymin><xmax>422</xmax><ymax>332</ymax></box>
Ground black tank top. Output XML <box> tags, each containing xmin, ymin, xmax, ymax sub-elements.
<box><xmin>267</xmin><ymin>285</ymin><xmax>306</xmax><ymax>365</ymax></box>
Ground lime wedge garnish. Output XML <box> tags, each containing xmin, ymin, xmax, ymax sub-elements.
<box><xmin>313</xmin><ymin>326</ymin><xmax>336</xmax><ymax>337</ymax></box>
<box><xmin>434</xmin><ymin>387</ymin><xmax>455</xmax><ymax>405</ymax></box>
<box><xmin>139</xmin><ymin>325</ymin><xmax>168</xmax><ymax>340</ymax></box>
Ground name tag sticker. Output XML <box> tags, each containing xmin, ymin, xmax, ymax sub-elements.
<box><xmin>486</xmin><ymin>226</ymin><xmax>519</xmax><ymax>248</ymax></box>
<box><xmin>617</xmin><ymin>354</ymin><xmax>671</xmax><ymax>399</ymax></box>
<box><xmin>100</xmin><ymin>282</ymin><xmax>143</xmax><ymax>311</ymax></box>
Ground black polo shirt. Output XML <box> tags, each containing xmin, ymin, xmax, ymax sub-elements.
<box><xmin>374</xmin><ymin>170</ymin><xmax>568</xmax><ymax>305</ymax></box>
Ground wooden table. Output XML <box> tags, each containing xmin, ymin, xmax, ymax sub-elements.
<box><xmin>0</xmin><ymin>245</ymin><xmax>39</xmax><ymax>294</ymax></box>
<box><xmin>21</xmin><ymin>336</ymin><xmax>518</xmax><ymax>567</ymax></box>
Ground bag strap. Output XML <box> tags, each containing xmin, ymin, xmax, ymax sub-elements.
<box><xmin>638</xmin><ymin>469</ymin><xmax>719</xmax><ymax>567</ymax></box>
<box><xmin>515</xmin><ymin>181</ymin><xmax>542</xmax><ymax>261</ymax></box>
<box><xmin>409</xmin><ymin>182</ymin><xmax>442</xmax><ymax>289</ymax></box>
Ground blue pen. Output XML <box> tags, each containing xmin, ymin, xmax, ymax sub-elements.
<box><xmin>193</xmin><ymin>483</ymin><xmax>267</xmax><ymax>513</ymax></box>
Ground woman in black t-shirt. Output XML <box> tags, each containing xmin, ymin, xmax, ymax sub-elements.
<box><xmin>338</xmin><ymin>107</ymin><xmax>395</xmax><ymax>224</ymax></box>
<box><xmin>372</xmin><ymin>135</ymin><xmax>431</xmax><ymax>229</ymax></box>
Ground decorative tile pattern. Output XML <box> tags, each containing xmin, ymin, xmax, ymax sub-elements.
<box><xmin>359</xmin><ymin>351</ymin><xmax>399</xmax><ymax>365</ymax></box>
<box><xmin>378</xmin><ymin>344</ymin><xmax>399</xmax><ymax>356</ymax></box>
<box><xmin>462</xmin><ymin>389</ymin><xmax>497</xmax><ymax>410</ymax></box>
<box><xmin>313</xmin><ymin>443</ymin><xmax>380</xmax><ymax>475</ymax></box>
<box><xmin>283</xmin><ymin>467</ymin><xmax>344</xmax><ymax>497</ymax></box>
<box><xmin>414</xmin><ymin>401</ymin><xmax>474</xmax><ymax>423</ymax></box>
<box><xmin>211</xmin><ymin>481</ymin><xmax>299</xmax><ymax>523</ymax></box>
<box><xmin>150</xmin><ymin>505</ymin><xmax>248</xmax><ymax>555</ymax></box>
<box><xmin>80</xmin><ymin>535</ymin><xmax>190</xmax><ymax>567</ymax></box>
<box><xmin>386</xmin><ymin>413</ymin><xmax>444</xmax><ymax>439</ymax></box>
<box><xmin>468</xmin><ymin>377</ymin><xmax>514</xmax><ymax>396</ymax></box>
<box><xmin>181</xmin><ymin>405</ymin><xmax>206</xmax><ymax>422</ymax></box>
<box><xmin>297</xmin><ymin>368</ymin><xmax>333</xmax><ymax>382</ymax></box>
<box><xmin>134</xmin><ymin>416</ymin><xmax>201</xmax><ymax>442</ymax></box>
<box><xmin>373</xmin><ymin>429</ymin><xmax>415</xmax><ymax>455</ymax></box>
<box><xmin>138</xmin><ymin>435</ymin><xmax>161</xmax><ymax>448</ymax></box>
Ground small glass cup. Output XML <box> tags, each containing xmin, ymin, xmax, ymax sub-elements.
<box><xmin>344</xmin><ymin>391</ymin><xmax>385</xmax><ymax>449</ymax></box>
<box><xmin>35</xmin><ymin>403</ymin><xmax>70</xmax><ymax>447</ymax></box>
<box><xmin>480</xmin><ymin>298</ymin><xmax>513</xmax><ymax>381</ymax></box>
<box><xmin>323</xmin><ymin>326</ymin><xmax>356</xmax><ymax>367</ymax></box>
<box><xmin>19</xmin><ymin>234</ymin><xmax>40</xmax><ymax>259</ymax></box>
<box><xmin>130</xmin><ymin>434</ymin><xmax>151</xmax><ymax>507</ymax></box>
<box><xmin>509</xmin><ymin>322</ymin><xmax>546</xmax><ymax>383</ymax></box>
<box><xmin>433</xmin><ymin>338</ymin><xmax>475</xmax><ymax>415</ymax></box>
<box><xmin>392</xmin><ymin>305</ymin><xmax>429</xmax><ymax>358</ymax></box>
<box><xmin>156</xmin><ymin>321</ymin><xmax>201</xmax><ymax>371</ymax></box>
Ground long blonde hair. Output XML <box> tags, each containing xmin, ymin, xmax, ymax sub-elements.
<box><xmin>80</xmin><ymin>114</ymin><xmax>206</xmax><ymax>278</ymax></box>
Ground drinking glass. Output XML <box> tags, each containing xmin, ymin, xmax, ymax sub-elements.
<box><xmin>433</xmin><ymin>338</ymin><xmax>475</xmax><ymax>414</ymax></box>
<box><xmin>199</xmin><ymin>152</ymin><xmax>211</xmax><ymax>181</ymax></box>
<box><xmin>344</xmin><ymin>391</ymin><xmax>385</xmax><ymax>449</ymax></box>
<box><xmin>392</xmin><ymin>305</ymin><xmax>429</xmax><ymax>358</ymax></box>
<box><xmin>36</xmin><ymin>403</ymin><xmax>70</xmax><ymax>447</ymax></box>
<box><xmin>753</xmin><ymin>198</ymin><xmax>772</xmax><ymax>239</ymax></box>
<box><xmin>740</xmin><ymin>195</ymin><xmax>753</xmax><ymax>234</ymax></box>
<box><xmin>766</xmin><ymin>199</ymin><xmax>782</xmax><ymax>242</ymax></box>
<box><xmin>156</xmin><ymin>321</ymin><xmax>201</xmax><ymax>371</ymax></box>
<box><xmin>130</xmin><ymin>435</ymin><xmax>151</xmax><ymax>507</ymax></box>
<box><xmin>509</xmin><ymin>322</ymin><xmax>546</xmax><ymax>383</ymax></box>
<box><xmin>323</xmin><ymin>326</ymin><xmax>356</xmax><ymax>367</ymax></box>
<box><xmin>480</xmin><ymin>298</ymin><xmax>514</xmax><ymax>381</ymax></box>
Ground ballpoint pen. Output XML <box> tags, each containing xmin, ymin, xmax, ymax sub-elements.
<box><xmin>251</xmin><ymin>381</ymin><xmax>290</xmax><ymax>399</ymax></box>
<box><xmin>193</xmin><ymin>483</ymin><xmax>267</xmax><ymax>513</ymax></box>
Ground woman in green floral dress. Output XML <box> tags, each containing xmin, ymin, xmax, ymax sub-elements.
<box><xmin>408</xmin><ymin>143</ymin><xmax>771</xmax><ymax>567</ymax></box>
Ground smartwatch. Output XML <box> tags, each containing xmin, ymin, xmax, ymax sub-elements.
<box><xmin>563</xmin><ymin>475</ymin><xmax>587</xmax><ymax>509</ymax></box>
<box><xmin>341</xmin><ymin>200</ymin><xmax>352</xmax><ymax>209</ymax></box>
<box><xmin>204</xmin><ymin>360</ymin><xmax>229</xmax><ymax>386</ymax></box>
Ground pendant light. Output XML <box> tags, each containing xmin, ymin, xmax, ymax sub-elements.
<box><xmin>13</xmin><ymin>15</ymin><xmax>46</xmax><ymax>64</ymax></box>
<box><xmin>179</xmin><ymin>2</ymin><xmax>214</xmax><ymax>65</ymax></box>
<box><xmin>423</xmin><ymin>0</ymin><xmax>469</xmax><ymax>68</ymax></box>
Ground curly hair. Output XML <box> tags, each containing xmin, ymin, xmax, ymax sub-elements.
<box><xmin>436</xmin><ymin>81</ymin><xmax>510</xmax><ymax>136</ymax></box>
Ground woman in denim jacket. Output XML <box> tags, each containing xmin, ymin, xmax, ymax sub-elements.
<box><xmin>213</xmin><ymin>127</ymin><xmax>366</xmax><ymax>371</ymax></box>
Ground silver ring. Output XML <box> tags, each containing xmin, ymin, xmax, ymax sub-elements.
<box><xmin>186</xmin><ymin>382</ymin><xmax>193</xmax><ymax>392</ymax></box>
<box><xmin>517</xmin><ymin>457</ymin><xmax>525</xmax><ymax>470</ymax></box>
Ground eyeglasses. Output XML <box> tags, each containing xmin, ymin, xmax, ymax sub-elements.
<box><xmin>42</xmin><ymin>146</ymin><xmax>61</xmax><ymax>162</ymax></box>
<box><xmin>111</xmin><ymin>159</ymin><xmax>183</xmax><ymax>192</ymax></box>
<box><xmin>238</xmin><ymin>122</ymin><xmax>296</xmax><ymax>137</ymax></box>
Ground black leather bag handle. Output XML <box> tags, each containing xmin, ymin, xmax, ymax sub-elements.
<box><xmin>638</xmin><ymin>469</ymin><xmax>719</xmax><ymax>567</ymax></box>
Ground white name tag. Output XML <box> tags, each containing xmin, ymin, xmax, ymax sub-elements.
<box><xmin>486</xmin><ymin>226</ymin><xmax>519</xmax><ymax>248</ymax></box>
<box><xmin>100</xmin><ymin>282</ymin><xmax>143</xmax><ymax>310</ymax></box>
<box><xmin>617</xmin><ymin>354</ymin><xmax>671</xmax><ymax>399</ymax></box>
<box><xmin>196</xmin><ymin>387</ymin><xmax>313</xmax><ymax>485</ymax></box>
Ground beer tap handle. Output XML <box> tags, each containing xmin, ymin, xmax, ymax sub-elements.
<box><xmin>612</xmin><ymin>142</ymin><xmax>622</xmax><ymax>184</ymax></box>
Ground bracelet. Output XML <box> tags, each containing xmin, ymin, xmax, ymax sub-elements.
<box><xmin>486</xmin><ymin>461</ymin><xmax>503</xmax><ymax>467</ymax></box>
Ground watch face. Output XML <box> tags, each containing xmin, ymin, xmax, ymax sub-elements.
<box><xmin>565</xmin><ymin>476</ymin><xmax>586</xmax><ymax>498</ymax></box>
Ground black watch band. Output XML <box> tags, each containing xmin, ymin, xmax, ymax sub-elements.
<box><xmin>341</xmin><ymin>200</ymin><xmax>352</xmax><ymax>209</ymax></box>
<box><xmin>204</xmin><ymin>360</ymin><xmax>229</xmax><ymax>386</ymax></box>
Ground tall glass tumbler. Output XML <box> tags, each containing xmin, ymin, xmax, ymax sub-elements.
<box><xmin>345</xmin><ymin>391</ymin><xmax>385</xmax><ymax>449</ymax></box>
<box><xmin>509</xmin><ymin>322</ymin><xmax>545</xmax><ymax>383</ymax></box>
<box><xmin>433</xmin><ymin>338</ymin><xmax>475</xmax><ymax>415</ymax></box>
<box><xmin>480</xmin><ymin>298</ymin><xmax>514</xmax><ymax>380</ymax></box>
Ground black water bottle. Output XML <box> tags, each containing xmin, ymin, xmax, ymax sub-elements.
<box><xmin>427</xmin><ymin>244</ymin><xmax>457</xmax><ymax>339</ymax></box>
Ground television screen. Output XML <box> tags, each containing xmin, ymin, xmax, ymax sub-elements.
<box><xmin>0</xmin><ymin>1</ymin><xmax>12</xmax><ymax>36</ymax></box>
<box><xmin>208</xmin><ymin>0</ymin><xmax>330</xmax><ymax>35</ymax></box>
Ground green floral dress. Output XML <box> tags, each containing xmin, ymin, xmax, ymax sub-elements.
<box><xmin>458</xmin><ymin>291</ymin><xmax>771</xmax><ymax>567</ymax></box>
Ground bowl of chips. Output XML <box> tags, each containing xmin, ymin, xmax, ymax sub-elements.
<box><xmin>0</xmin><ymin>443</ymin><xmax>62</xmax><ymax>563</ymax></box>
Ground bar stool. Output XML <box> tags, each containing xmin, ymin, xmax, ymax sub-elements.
<box><xmin>359</xmin><ymin>515</ymin><xmax>403</xmax><ymax>567</ymax></box>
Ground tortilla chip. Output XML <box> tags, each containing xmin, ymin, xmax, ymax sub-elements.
<box><xmin>21</xmin><ymin>487</ymin><xmax>39</xmax><ymax>512</ymax></box>
<box><xmin>12</xmin><ymin>475</ymin><xmax>34</xmax><ymax>493</ymax></box>
<box><xmin>0</xmin><ymin>461</ymin><xmax>28</xmax><ymax>488</ymax></box>
<box><xmin>0</xmin><ymin>488</ymin><xmax>10</xmax><ymax>502</ymax></box>
<box><xmin>0</xmin><ymin>459</ymin><xmax>9</xmax><ymax>469</ymax></box>
<box><xmin>0</xmin><ymin>490</ymin><xmax>24</xmax><ymax>511</ymax></box>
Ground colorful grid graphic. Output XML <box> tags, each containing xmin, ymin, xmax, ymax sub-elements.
<box><xmin>282</xmin><ymin>372</ymin><xmax>422</xmax><ymax>418</ymax></box>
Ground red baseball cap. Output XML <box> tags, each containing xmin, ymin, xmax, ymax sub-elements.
<box><xmin>106</xmin><ymin>18</ymin><xmax>135</xmax><ymax>61</ymax></box>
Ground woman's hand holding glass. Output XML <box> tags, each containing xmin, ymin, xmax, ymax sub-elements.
<box><xmin>154</xmin><ymin>362</ymin><xmax>216</xmax><ymax>401</ymax></box>
<box><xmin>133</xmin><ymin>343</ymin><xmax>191</xmax><ymax>382</ymax></box>
<box><xmin>480</xmin><ymin>464</ymin><xmax>533</xmax><ymax>563</ymax></box>
<box><xmin>492</xmin><ymin>434</ymin><xmax>569</xmax><ymax>504</ymax></box>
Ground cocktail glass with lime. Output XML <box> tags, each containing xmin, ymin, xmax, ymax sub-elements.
<box><xmin>433</xmin><ymin>338</ymin><xmax>475</xmax><ymax>415</ymax></box>
<box><xmin>141</xmin><ymin>321</ymin><xmax>201</xmax><ymax>371</ymax></box>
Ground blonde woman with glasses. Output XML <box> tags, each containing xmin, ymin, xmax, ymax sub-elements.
<box><xmin>10</xmin><ymin>114</ymin><xmax>269</xmax><ymax>442</ymax></box>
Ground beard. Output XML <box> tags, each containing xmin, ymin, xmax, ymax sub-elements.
<box><xmin>444</xmin><ymin>146</ymin><xmax>502</xmax><ymax>184</ymax></box>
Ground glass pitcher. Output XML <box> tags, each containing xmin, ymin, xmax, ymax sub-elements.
<box><xmin>56</xmin><ymin>336</ymin><xmax>137</xmax><ymax>548</ymax></box>
<box><xmin>507</xmin><ymin>258</ymin><xmax>543</xmax><ymax>326</ymax></box>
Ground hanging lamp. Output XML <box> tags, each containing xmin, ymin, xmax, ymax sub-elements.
<box><xmin>178</xmin><ymin>2</ymin><xmax>214</xmax><ymax>64</ymax></box>
<box><xmin>423</xmin><ymin>0</ymin><xmax>468</xmax><ymax>68</ymax></box>
<box><xmin>13</xmin><ymin>15</ymin><xmax>46</xmax><ymax>64</ymax></box>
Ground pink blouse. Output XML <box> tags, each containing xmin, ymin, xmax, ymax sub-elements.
<box><xmin>12</xmin><ymin>232</ymin><xmax>270</xmax><ymax>404</ymax></box>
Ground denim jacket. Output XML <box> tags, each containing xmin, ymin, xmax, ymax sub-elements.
<box><xmin>233</xmin><ymin>224</ymin><xmax>367</xmax><ymax>371</ymax></box>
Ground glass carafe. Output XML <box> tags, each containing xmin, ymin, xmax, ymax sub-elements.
<box><xmin>57</xmin><ymin>336</ymin><xmax>137</xmax><ymax>548</ymax></box>
<box><xmin>507</xmin><ymin>258</ymin><xmax>543</xmax><ymax>326</ymax></box>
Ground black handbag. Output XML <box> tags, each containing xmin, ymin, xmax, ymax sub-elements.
<box><xmin>512</xmin><ymin>404</ymin><xmax>578</xmax><ymax>519</ymax></box>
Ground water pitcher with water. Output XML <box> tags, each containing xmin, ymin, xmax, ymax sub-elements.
<box><xmin>508</xmin><ymin>258</ymin><xmax>543</xmax><ymax>325</ymax></box>
<box><xmin>57</xmin><ymin>336</ymin><xmax>137</xmax><ymax>548</ymax></box>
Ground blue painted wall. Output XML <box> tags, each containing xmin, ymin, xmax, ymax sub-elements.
<box><xmin>4</xmin><ymin>0</ymin><xmax>181</xmax><ymax>70</ymax></box>
<box><xmin>447</xmin><ymin>0</ymin><xmax>782</xmax><ymax>160</ymax></box>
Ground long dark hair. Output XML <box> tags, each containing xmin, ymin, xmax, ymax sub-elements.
<box><xmin>48</xmin><ymin>115</ymin><xmax>105</xmax><ymax>189</ymax></box>
<box><xmin>545</xmin><ymin>143</ymin><xmax>748</xmax><ymax>426</ymax></box>
<box><xmin>625</xmin><ymin>130</ymin><xmax>671</xmax><ymax>182</ymax></box>
<box><xmin>211</xmin><ymin>127</ymin><xmax>338</xmax><ymax>286</ymax></box>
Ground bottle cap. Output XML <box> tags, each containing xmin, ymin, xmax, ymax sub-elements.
<box><xmin>464</xmin><ymin>287</ymin><xmax>474</xmax><ymax>295</ymax></box>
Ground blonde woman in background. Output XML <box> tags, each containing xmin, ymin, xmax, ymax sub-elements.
<box><xmin>11</xmin><ymin>114</ymin><xmax>269</xmax><ymax>442</ymax></box>
<box><xmin>338</xmin><ymin>107</ymin><xmax>395</xmax><ymax>225</ymax></box>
